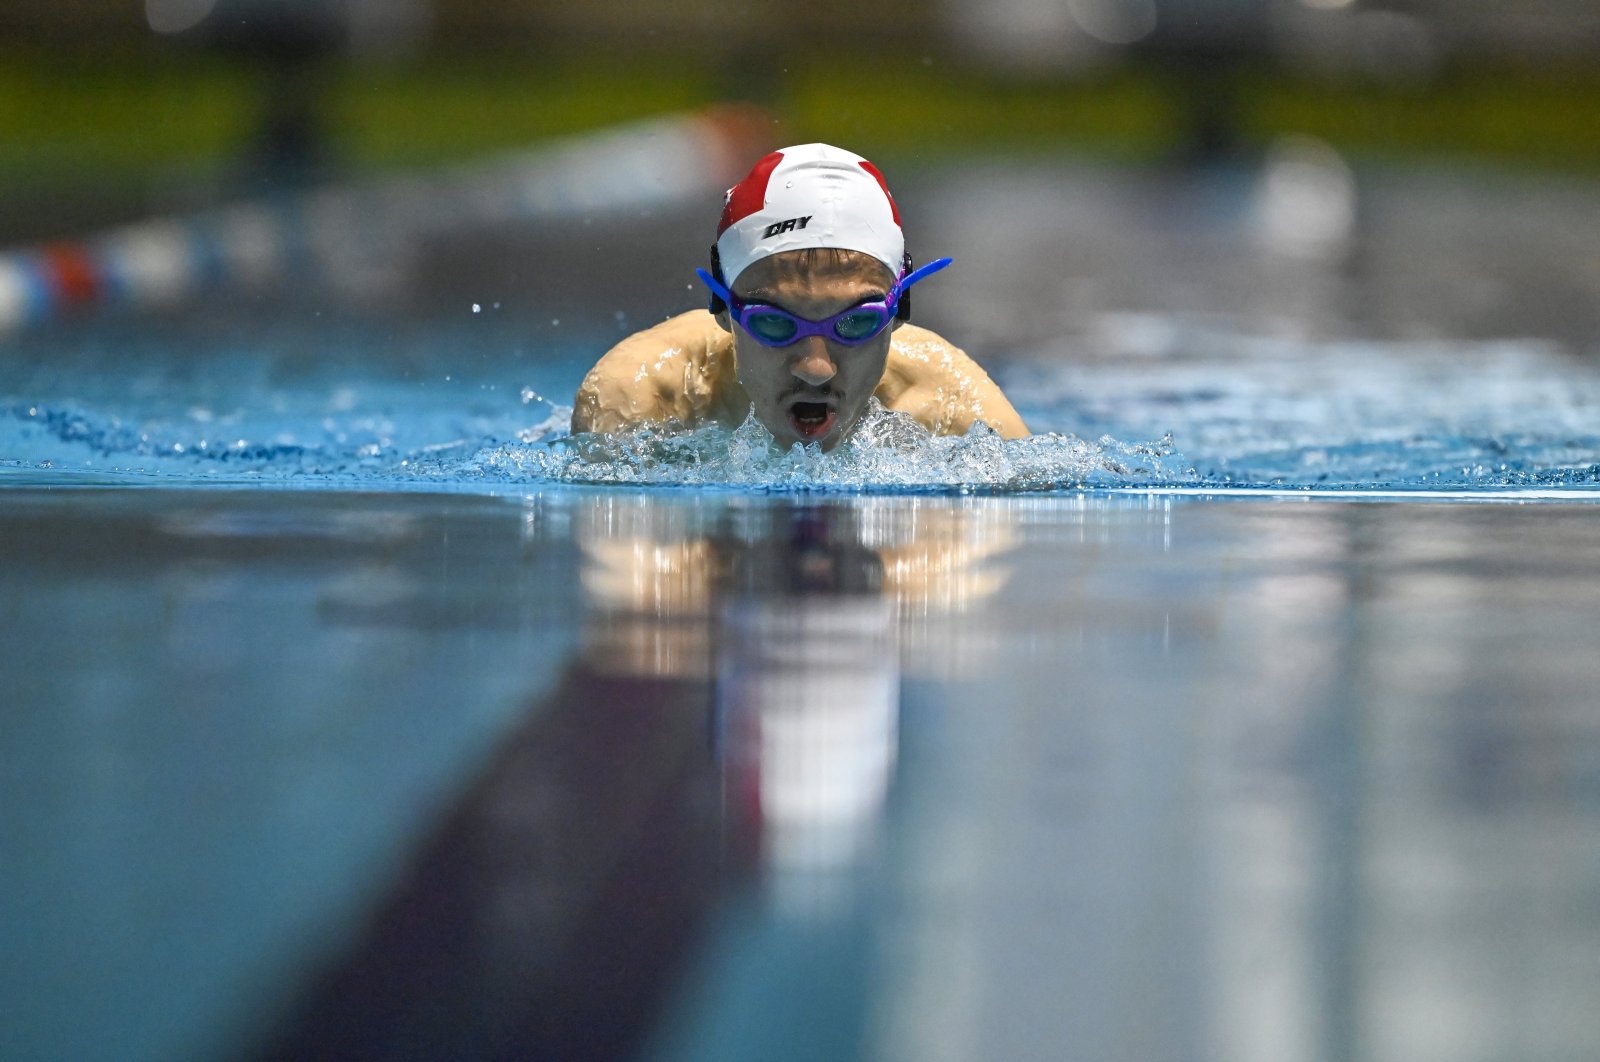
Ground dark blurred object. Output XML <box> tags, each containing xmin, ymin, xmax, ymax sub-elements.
<box><xmin>1142</xmin><ymin>0</ymin><xmax>1270</xmax><ymax>163</ymax></box>
<box><xmin>145</xmin><ymin>0</ymin><xmax>430</xmax><ymax>189</ymax></box>
<box><xmin>939</xmin><ymin>0</ymin><xmax>1600</xmax><ymax>162</ymax></box>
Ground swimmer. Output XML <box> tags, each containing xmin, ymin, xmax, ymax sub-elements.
<box><xmin>571</xmin><ymin>143</ymin><xmax>1028</xmax><ymax>451</ymax></box>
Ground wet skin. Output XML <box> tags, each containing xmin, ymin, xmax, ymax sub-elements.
<box><xmin>714</xmin><ymin>251</ymin><xmax>898</xmax><ymax>453</ymax></box>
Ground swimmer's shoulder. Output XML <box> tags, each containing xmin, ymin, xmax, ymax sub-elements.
<box><xmin>878</xmin><ymin>323</ymin><xmax>1029</xmax><ymax>439</ymax></box>
<box><xmin>572</xmin><ymin>310</ymin><xmax>744</xmax><ymax>434</ymax></box>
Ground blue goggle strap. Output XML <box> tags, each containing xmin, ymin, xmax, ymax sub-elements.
<box><xmin>897</xmin><ymin>256</ymin><xmax>954</xmax><ymax>296</ymax></box>
<box><xmin>694</xmin><ymin>256</ymin><xmax>954</xmax><ymax>314</ymax></box>
<box><xmin>695</xmin><ymin>268</ymin><xmax>735</xmax><ymax>309</ymax></box>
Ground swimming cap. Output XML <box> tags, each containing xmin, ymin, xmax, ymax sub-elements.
<box><xmin>714</xmin><ymin>143</ymin><xmax>904</xmax><ymax>288</ymax></box>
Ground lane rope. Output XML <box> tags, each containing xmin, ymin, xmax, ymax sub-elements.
<box><xmin>0</xmin><ymin>104</ymin><xmax>769</xmax><ymax>336</ymax></box>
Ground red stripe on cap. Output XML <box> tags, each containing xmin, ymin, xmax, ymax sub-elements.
<box><xmin>41</xmin><ymin>244</ymin><xmax>101</xmax><ymax>306</ymax></box>
<box><xmin>857</xmin><ymin>160</ymin><xmax>901</xmax><ymax>226</ymax></box>
<box><xmin>718</xmin><ymin>150</ymin><xmax>784</xmax><ymax>236</ymax></box>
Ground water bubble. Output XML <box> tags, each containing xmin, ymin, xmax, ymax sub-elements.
<box><xmin>472</xmin><ymin>303</ymin><xmax>481</xmax><ymax>313</ymax></box>
<box><xmin>520</xmin><ymin>387</ymin><xmax>542</xmax><ymax>405</ymax></box>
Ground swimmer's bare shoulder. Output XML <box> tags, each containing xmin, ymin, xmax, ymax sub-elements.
<box><xmin>878</xmin><ymin>324</ymin><xmax>1029</xmax><ymax>439</ymax></box>
<box><xmin>571</xmin><ymin>311</ymin><xmax>748</xmax><ymax>434</ymax></box>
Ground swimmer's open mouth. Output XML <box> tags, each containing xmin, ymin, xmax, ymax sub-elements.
<box><xmin>788</xmin><ymin>401</ymin><xmax>837</xmax><ymax>442</ymax></box>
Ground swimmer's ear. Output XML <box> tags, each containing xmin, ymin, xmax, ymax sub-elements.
<box><xmin>705</xmin><ymin>244</ymin><xmax>734</xmax><ymax>332</ymax></box>
<box><xmin>895</xmin><ymin>250</ymin><xmax>914</xmax><ymax>323</ymax></box>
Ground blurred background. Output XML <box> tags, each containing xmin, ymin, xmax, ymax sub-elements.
<box><xmin>5</xmin><ymin>0</ymin><xmax>1600</xmax><ymax>343</ymax></box>
<box><xmin>7</xmin><ymin>9</ymin><xmax>1600</xmax><ymax>1062</ymax></box>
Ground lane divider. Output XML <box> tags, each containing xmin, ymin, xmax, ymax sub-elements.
<box><xmin>0</xmin><ymin>104</ymin><xmax>770</xmax><ymax>336</ymax></box>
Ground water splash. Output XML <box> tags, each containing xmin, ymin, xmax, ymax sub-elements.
<box><xmin>3</xmin><ymin>393</ymin><xmax>1186</xmax><ymax>493</ymax></box>
<box><xmin>416</xmin><ymin>402</ymin><xmax>1190</xmax><ymax>492</ymax></box>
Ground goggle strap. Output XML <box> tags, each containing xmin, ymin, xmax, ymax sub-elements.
<box><xmin>695</xmin><ymin>268</ymin><xmax>737</xmax><ymax>308</ymax></box>
<box><xmin>897</xmin><ymin>256</ymin><xmax>954</xmax><ymax>294</ymax></box>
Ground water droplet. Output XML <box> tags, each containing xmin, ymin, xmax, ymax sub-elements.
<box><xmin>472</xmin><ymin>303</ymin><xmax>481</xmax><ymax>313</ymax></box>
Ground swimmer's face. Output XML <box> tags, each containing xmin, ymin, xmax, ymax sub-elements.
<box><xmin>716</xmin><ymin>249</ymin><xmax>899</xmax><ymax>452</ymax></box>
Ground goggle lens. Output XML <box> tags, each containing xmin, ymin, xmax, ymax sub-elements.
<box><xmin>833</xmin><ymin>309</ymin><xmax>886</xmax><ymax>341</ymax></box>
<box><xmin>746</xmin><ymin>312</ymin><xmax>799</xmax><ymax>344</ymax></box>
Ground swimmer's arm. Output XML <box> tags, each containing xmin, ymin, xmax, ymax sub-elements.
<box><xmin>876</xmin><ymin>324</ymin><xmax>1030</xmax><ymax>439</ymax></box>
<box><xmin>571</xmin><ymin>311</ymin><xmax>741</xmax><ymax>434</ymax></box>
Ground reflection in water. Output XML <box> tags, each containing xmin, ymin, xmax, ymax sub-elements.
<box><xmin>260</xmin><ymin>495</ymin><xmax>1015</xmax><ymax>1059</ymax></box>
<box><xmin>578</xmin><ymin>496</ymin><xmax>1017</xmax><ymax>681</ymax></box>
<box><xmin>719</xmin><ymin>595</ymin><xmax>898</xmax><ymax>878</ymax></box>
<box><xmin>10</xmin><ymin>490</ymin><xmax>1600</xmax><ymax>1062</ymax></box>
<box><xmin>716</xmin><ymin>512</ymin><xmax>900</xmax><ymax>889</ymax></box>
<box><xmin>581</xmin><ymin>497</ymin><xmax>1017</xmax><ymax>892</ymax></box>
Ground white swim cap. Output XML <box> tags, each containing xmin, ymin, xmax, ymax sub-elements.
<box><xmin>714</xmin><ymin>143</ymin><xmax>905</xmax><ymax>288</ymax></box>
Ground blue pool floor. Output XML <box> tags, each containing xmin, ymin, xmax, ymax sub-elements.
<box><xmin>3</xmin><ymin>485</ymin><xmax>1598</xmax><ymax>1062</ymax></box>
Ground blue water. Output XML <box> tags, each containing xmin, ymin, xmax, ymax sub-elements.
<box><xmin>5</xmin><ymin>315</ymin><xmax>1600</xmax><ymax>494</ymax></box>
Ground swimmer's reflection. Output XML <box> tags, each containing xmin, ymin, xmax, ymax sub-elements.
<box><xmin>578</xmin><ymin>499</ymin><xmax>1014</xmax><ymax>896</ymax></box>
<box><xmin>259</xmin><ymin>501</ymin><xmax>1012</xmax><ymax>1061</ymax></box>
<box><xmin>714</xmin><ymin>510</ymin><xmax>899</xmax><ymax>885</ymax></box>
<box><xmin>578</xmin><ymin>497</ymin><xmax>1016</xmax><ymax>680</ymax></box>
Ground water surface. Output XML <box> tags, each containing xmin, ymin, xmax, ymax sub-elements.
<box><xmin>3</xmin><ymin>486</ymin><xmax>1598</xmax><ymax>1061</ymax></box>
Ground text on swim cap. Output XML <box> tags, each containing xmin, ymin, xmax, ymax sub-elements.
<box><xmin>761</xmin><ymin>215</ymin><xmax>813</xmax><ymax>239</ymax></box>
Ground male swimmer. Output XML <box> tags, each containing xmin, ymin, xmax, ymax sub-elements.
<box><xmin>571</xmin><ymin>143</ymin><xmax>1028</xmax><ymax>451</ymax></box>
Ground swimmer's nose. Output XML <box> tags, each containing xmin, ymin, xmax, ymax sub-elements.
<box><xmin>790</xmin><ymin>336</ymin><xmax>836</xmax><ymax>386</ymax></box>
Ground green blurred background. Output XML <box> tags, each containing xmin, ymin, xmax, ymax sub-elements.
<box><xmin>4</xmin><ymin>0</ymin><xmax>1600</xmax><ymax>245</ymax></box>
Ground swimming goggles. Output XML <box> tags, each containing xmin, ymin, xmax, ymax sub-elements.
<box><xmin>694</xmin><ymin>257</ymin><xmax>953</xmax><ymax>347</ymax></box>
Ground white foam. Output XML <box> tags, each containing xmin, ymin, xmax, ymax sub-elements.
<box><xmin>460</xmin><ymin>401</ymin><xmax>1188</xmax><ymax>492</ymax></box>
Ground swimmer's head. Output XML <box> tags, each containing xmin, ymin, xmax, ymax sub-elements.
<box><xmin>706</xmin><ymin>145</ymin><xmax>916</xmax><ymax>451</ymax></box>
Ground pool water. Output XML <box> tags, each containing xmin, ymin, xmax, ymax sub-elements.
<box><xmin>4</xmin><ymin>311</ymin><xmax>1599</xmax><ymax>493</ymax></box>
<box><xmin>4</xmin><ymin>156</ymin><xmax>1600</xmax><ymax>1061</ymax></box>
<box><xmin>3</xmin><ymin>485</ymin><xmax>1598</xmax><ymax>1062</ymax></box>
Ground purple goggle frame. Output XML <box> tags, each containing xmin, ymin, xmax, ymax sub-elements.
<box><xmin>694</xmin><ymin>257</ymin><xmax>954</xmax><ymax>347</ymax></box>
